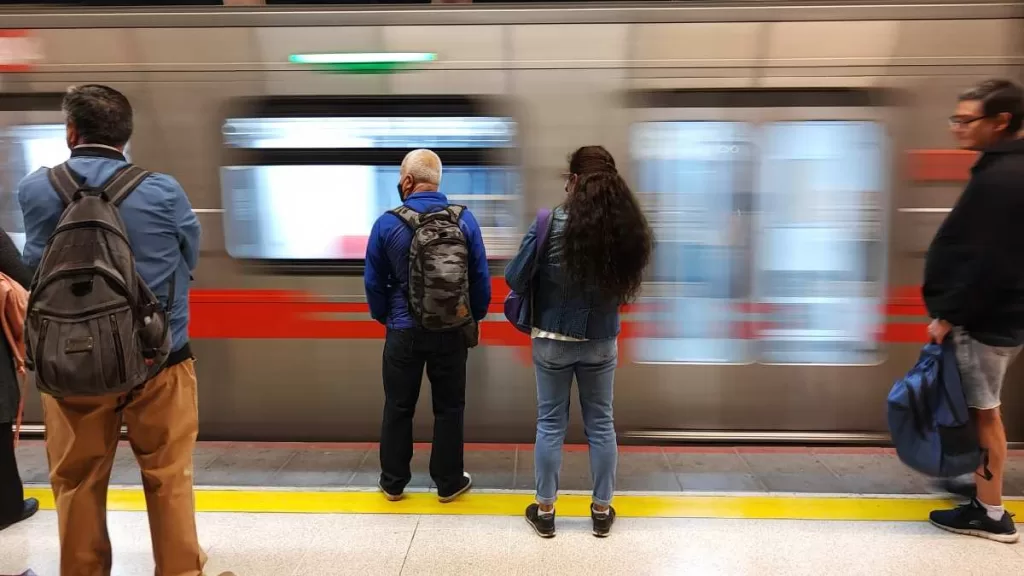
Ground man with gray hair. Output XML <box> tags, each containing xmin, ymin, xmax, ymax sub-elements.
<box><xmin>364</xmin><ymin>149</ymin><xmax>491</xmax><ymax>503</ymax></box>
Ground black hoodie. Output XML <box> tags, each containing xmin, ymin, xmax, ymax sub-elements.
<box><xmin>923</xmin><ymin>137</ymin><xmax>1024</xmax><ymax>346</ymax></box>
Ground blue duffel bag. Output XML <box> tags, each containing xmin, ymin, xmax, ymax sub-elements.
<box><xmin>887</xmin><ymin>339</ymin><xmax>984</xmax><ymax>478</ymax></box>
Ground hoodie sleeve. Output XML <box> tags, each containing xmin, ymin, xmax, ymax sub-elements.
<box><xmin>922</xmin><ymin>172</ymin><xmax>1003</xmax><ymax>326</ymax></box>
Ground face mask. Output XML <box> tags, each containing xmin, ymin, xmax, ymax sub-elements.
<box><xmin>396</xmin><ymin>182</ymin><xmax>405</xmax><ymax>202</ymax></box>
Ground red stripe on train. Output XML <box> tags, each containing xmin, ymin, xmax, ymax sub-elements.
<box><xmin>187</xmin><ymin>280</ymin><xmax>929</xmax><ymax>344</ymax></box>
<box><xmin>906</xmin><ymin>150</ymin><xmax>976</xmax><ymax>182</ymax></box>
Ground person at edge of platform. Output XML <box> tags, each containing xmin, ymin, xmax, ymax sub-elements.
<box><xmin>364</xmin><ymin>149</ymin><xmax>491</xmax><ymax>503</ymax></box>
<box><xmin>924</xmin><ymin>78</ymin><xmax>1024</xmax><ymax>544</ymax></box>
<box><xmin>505</xmin><ymin>146</ymin><xmax>653</xmax><ymax>538</ymax></box>
<box><xmin>0</xmin><ymin>228</ymin><xmax>36</xmax><ymax>532</ymax></box>
<box><xmin>17</xmin><ymin>85</ymin><xmax>233</xmax><ymax>576</ymax></box>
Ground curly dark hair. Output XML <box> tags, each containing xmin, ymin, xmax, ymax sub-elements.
<box><xmin>562</xmin><ymin>145</ymin><xmax>653</xmax><ymax>305</ymax></box>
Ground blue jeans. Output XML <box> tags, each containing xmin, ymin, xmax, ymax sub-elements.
<box><xmin>532</xmin><ymin>337</ymin><xmax>618</xmax><ymax>507</ymax></box>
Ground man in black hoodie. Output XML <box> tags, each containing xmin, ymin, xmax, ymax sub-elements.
<box><xmin>924</xmin><ymin>78</ymin><xmax>1024</xmax><ymax>544</ymax></box>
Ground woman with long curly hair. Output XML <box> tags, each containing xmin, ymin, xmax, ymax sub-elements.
<box><xmin>505</xmin><ymin>145</ymin><xmax>653</xmax><ymax>538</ymax></box>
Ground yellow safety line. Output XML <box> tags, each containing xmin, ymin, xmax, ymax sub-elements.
<box><xmin>23</xmin><ymin>487</ymin><xmax>1024</xmax><ymax>521</ymax></box>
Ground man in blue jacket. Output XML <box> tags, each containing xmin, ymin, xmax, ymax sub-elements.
<box><xmin>18</xmin><ymin>85</ymin><xmax>223</xmax><ymax>575</ymax></box>
<box><xmin>364</xmin><ymin>149</ymin><xmax>490</xmax><ymax>503</ymax></box>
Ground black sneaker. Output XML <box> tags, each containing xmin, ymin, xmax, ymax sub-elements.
<box><xmin>929</xmin><ymin>499</ymin><xmax>1019</xmax><ymax>544</ymax></box>
<box><xmin>0</xmin><ymin>498</ymin><xmax>39</xmax><ymax>531</ymax></box>
<box><xmin>438</xmin><ymin>472</ymin><xmax>472</xmax><ymax>503</ymax></box>
<box><xmin>935</xmin><ymin>477</ymin><xmax>977</xmax><ymax>501</ymax></box>
<box><xmin>525</xmin><ymin>503</ymin><xmax>556</xmax><ymax>538</ymax></box>
<box><xmin>591</xmin><ymin>505</ymin><xmax>616</xmax><ymax>538</ymax></box>
<box><xmin>378</xmin><ymin>480</ymin><xmax>403</xmax><ymax>502</ymax></box>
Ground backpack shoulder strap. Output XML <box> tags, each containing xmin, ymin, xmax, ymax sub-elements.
<box><xmin>446</xmin><ymin>204</ymin><xmax>466</xmax><ymax>221</ymax></box>
<box><xmin>535</xmin><ymin>208</ymin><xmax>554</xmax><ymax>253</ymax></box>
<box><xmin>389</xmin><ymin>205</ymin><xmax>423</xmax><ymax>230</ymax></box>
<box><xmin>529</xmin><ymin>208</ymin><xmax>554</xmax><ymax>277</ymax></box>
<box><xmin>102</xmin><ymin>165</ymin><xmax>151</xmax><ymax>206</ymax></box>
<box><xmin>47</xmin><ymin>162</ymin><xmax>83</xmax><ymax>207</ymax></box>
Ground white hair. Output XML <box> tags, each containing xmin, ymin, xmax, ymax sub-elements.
<box><xmin>400</xmin><ymin>149</ymin><xmax>442</xmax><ymax>187</ymax></box>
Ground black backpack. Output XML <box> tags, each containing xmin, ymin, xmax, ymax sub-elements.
<box><xmin>25</xmin><ymin>162</ymin><xmax>172</xmax><ymax>397</ymax></box>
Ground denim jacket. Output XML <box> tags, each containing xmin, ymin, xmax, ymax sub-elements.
<box><xmin>504</xmin><ymin>206</ymin><xmax>620</xmax><ymax>340</ymax></box>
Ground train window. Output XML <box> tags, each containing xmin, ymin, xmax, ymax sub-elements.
<box><xmin>630</xmin><ymin>121</ymin><xmax>755</xmax><ymax>364</ymax></box>
<box><xmin>0</xmin><ymin>123</ymin><xmax>68</xmax><ymax>252</ymax></box>
<box><xmin>224</xmin><ymin>117</ymin><xmax>514</xmax><ymax>150</ymax></box>
<box><xmin>221</xmin><ymin>97</ymin><xmax>519</xmax><ymax>263</ymax></box>
<box><xmin>756</xmin><ymin>121</ymin><xmax>887</xmax><ymax>365</ymax></box>
<box><xmin>1</xmin><ymin>124</ymin><xmax>137</xmax><ymax>253</ymax></box>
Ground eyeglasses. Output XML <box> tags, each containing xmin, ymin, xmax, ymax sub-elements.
<box><xmin>948</xmin><ymin>115</ymin><xmax>988</xmax><ymax>128</ymax></box>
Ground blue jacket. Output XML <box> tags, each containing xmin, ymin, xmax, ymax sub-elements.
<box><xmin>504</xmin><ymin>206</ymin><xmax>620</xmax><ymax>340</ymax></box>
<box><xmin>18</xmin><ymin>146</ymin><xmax>200</xmax><ymax>354</ymax></box>
<box><xmin>364</xmin><ymin>191</ymin><xmax>491</xmax><ymax>329</ymax></box>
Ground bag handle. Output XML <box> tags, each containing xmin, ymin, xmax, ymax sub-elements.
<box><xmin>526</xmin><ymin>208</ymin><xmax>554</xmax><ymax>328</ymax></box>
<box><xmin>533</xmin><ymin>208</ymin><xmax>554</xmax><ymax>268</ymax></box>
<box><xmin>13</xmin><ymin>372</ymin><xmax>25</xmax><ymax>450</ymax></box>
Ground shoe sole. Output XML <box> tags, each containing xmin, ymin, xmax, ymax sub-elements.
<box><xmin>525</xmin><ymin>516</ymin><xmax>555</xmax><ymax>539</ymax></box>
<box><xmin>929</xmin><ymin>520</ymin><xmax>1020</xmax><ymax>544</ymax></box>
<box><xmin>378</xmin><ymin>484</ymin><xmax>403</xmax><ymax>502</ymax></box>
<box><xmin>438</xmin><ymin>481</ymin><xmax>472</xmax><ymax>503</ymax></box>
<box><xmin>0</xmin><ymin>504</ymin><xmax>40</xmax><ymax>531</ymax></box>
<box><xmin>593</xmin><ymin>509</ymin><xmax>614</xmax><ymax>538</ymax></box>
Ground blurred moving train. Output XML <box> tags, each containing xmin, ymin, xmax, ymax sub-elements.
<box><xmin>1</xmin><ymin>1</ymin><xmax>1023</xmax><ymax>443</ymax></box>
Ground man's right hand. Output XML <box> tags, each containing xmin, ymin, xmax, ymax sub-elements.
<box><xmin>928</xmin><ymin>318</ymin><xmax>953</xmax><ymax>343</ymax></box>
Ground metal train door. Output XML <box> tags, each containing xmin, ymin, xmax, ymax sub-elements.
<box><xmin>623</xmin><ymin>89</ymin><xmax>894</xmax><ymax>441</ymax></box>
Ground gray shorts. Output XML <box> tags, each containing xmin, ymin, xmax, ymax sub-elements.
<box><xmin>951</xmin><ymin>327</ymin><xmax>1022</xmax><ymax>410</ymax></box>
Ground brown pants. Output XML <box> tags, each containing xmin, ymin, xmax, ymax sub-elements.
<box><xmin>42</xmin><ymin>359</ymin><xmax>206</xmax><ymax>576</ymax></box>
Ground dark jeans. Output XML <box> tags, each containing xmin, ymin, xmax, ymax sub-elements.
<box><xmin>0</xmin><ymin>423</ymin><xmax>25</xmax><ymax>523</ymax></box>
<box><xmin>380</xmin><ymin>328</ymin><xmax>468</xmax><ymax>496</ymax></box>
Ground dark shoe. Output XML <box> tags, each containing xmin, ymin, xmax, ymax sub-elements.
<box><xmin>936</xmin><ymin>477</ymin><xmax>977</xmax><ymax>501</ymax></box>
<box><xmin>0</xmin><ymin>498</ymin><xmax>39</xmax><ymax>531</ymax></box>
<box><xmin>525</xmin><ymin>503</ymin><xmax>556</xmax><ymax>538</ymax></box>
<box><xmin>592</xmin><ymin>505</ymin><xmax>616</xmax><ymax>538</ymax></box>
<box><xmin>438</xmin><ymin>472</ymin><xmax>472</xmax><ymax>503</ymax></box>
<box><xmin>378</xmin><ymin>480</ymin><xmax>403</xmax><ymax>502</ymax></box>
<box><xmin>929</xmin><ymin>499</ymin><xmax>1019</xmax><ymax>544</ymax></box>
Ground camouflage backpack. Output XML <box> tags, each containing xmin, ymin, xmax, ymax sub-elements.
<box><xmin>389</xmin><ymin>205</ymin><xmax>473</xmax><ymax>331</ymax></box>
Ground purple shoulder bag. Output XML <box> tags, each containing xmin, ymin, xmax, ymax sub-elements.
<box><xmin>504</xmin><ymin>208</ymin><xmax>553</xmax><ymax>334</ymax></box>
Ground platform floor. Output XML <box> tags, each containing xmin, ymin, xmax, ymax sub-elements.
<box><xmin>3</xmin><ymin>511</ymin><xmax>1024</xmax><ymax>575</ymax></box>
<box><xmin>5</xmin><ymin>442</ymin><xmax>1024</xmax><ymax>575</ymax></box>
